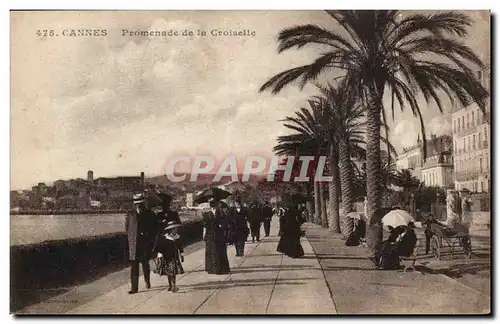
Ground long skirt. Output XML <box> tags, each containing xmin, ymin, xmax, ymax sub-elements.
<box><xmin>277</xmin><ymin>233</ymin><xmax>304</xmax><ymax>258</ymax></box>
<box><xmin>205</xmin><ymin>239</ymin><xmax>230</xmax><ymax>274</ymax></box>
<box><xmin>154</xmin><ymin>256</ymin><xmax>184</xmax><ymax>276</ymax></box>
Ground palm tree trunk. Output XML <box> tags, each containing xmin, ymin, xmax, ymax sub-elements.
<box><xmin>306</xmin><ymin>200</ymin><xmax>313</xmax><ymax>223</ymax></box>
<box><xmin>328</xmin><ymin>141</ymin><xmax>340</xmax><ymax>233</ymax></box>
<box><xmin>314</xmin><ymin>180</ymin><xmax>320</xmax><ymax>224</ymax></box>
<box><xmin>365</xmin><ymin>85</ymin><xmax>384</xmax><ymax>255</ymax></box>
<box><xmin>319</xmin><ymin>182</ymin><xmax>328</xmax><ymax>227</ymax></box>
<box><xmin>339</xmin><ymin>138</ymin><xmax>354</xmax><ymax>238</ymax></box>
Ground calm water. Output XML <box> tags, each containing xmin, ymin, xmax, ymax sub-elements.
<box><xmin>10</xmin><ymin>212</ymin><xmax>200</xmax><ymax>246</ymax></box>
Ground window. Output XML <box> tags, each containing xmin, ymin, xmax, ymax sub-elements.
<box><xmin>467</xmin><ymin>114</ymin><xmax>470</xmax><ymax>128</ymax></box>
<box><xmin>484</xmin><ymin>128</ymin><xmax>488</xmax><ymax>147</ymax></box>
<box><xmin>477</xmin><ymin>110</ymin><xmax>481</xmax><ymax>125</ymax></box>
<box><xmin>473</xmin><ymin>134</ymin><xmax>476</xmax><ymax>149</ymax></box>
<box><xmin>479</xmin><ymin>157</ymin><xmax>483</xmax><ymax>172</ymax></box>
<box><xmin>479</xmin><ymin>133</ymin><xmax>482</xmax><ymax>148</ymax></box>
<box><xmin>468</xmin><ymin>137</ymin><xmax>471</xmax><ymax>151</ymax></box>
<box><xmin>454</xmin><ymin>120</ymin><xmax>457</xmax><ymax>133</ymax></box>
<box><xmin>463</xmin><ymin>138</ymin><xmax>466</xmax><ymax>152</ymax></box>
<box><xmin>486</xmin><ymin>153</ymin><xmax>489</xmax><ymax>170</ymax></box>
<box><xmin>481</xmin><ymin>181</ymin><xmax>484</xmax><ymax>192</ymax></box>
<box><xmin>472</xmin><ymin>111</ymin><xmax>475</xmax><ymax>126</ymax></box>
<box><xmin>462</xmin><ymin>116</ymin><xmax>465</xmax><ymax>129</ymax></box>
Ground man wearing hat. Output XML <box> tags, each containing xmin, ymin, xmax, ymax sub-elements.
<box><xmin>157</xmin><ymin>192</ymin><xmax>182</xmax><ymax>224</ymax></box>
<box><xmin>125</xmin><ymin>193</ymin><xmax>158</xmax><ymax>294</ymax></box>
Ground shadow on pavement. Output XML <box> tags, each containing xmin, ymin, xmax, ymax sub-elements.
<box><xmin>418</xmin><ymin>262</ymin><xmax>490</xmax><ymax>279</ymax></box>
<box><xmin>145</xmin><ymin>277</ymin><xmax>310</xmax><ymax>292</ymax></box>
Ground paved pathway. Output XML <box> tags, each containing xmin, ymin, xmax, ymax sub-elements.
<box><xmin>17</xmin><ymin>220</ymin><xmax>490</xmax><ymax>315</ymax></box>
<box><xmin>305</xmin><ymin>223</ymin><xmax>490</xmax><ymax>315</ymax></box>
<box><xmin>20</xmin><ymin>220</ymin><xmax>336</xmax><ymax>315</ymax></box>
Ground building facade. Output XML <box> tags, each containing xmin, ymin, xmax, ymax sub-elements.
<box><xmin>420</xmin><ymin>152</ymin><xmax>454</xmax><ymax>188</ymax></box>
<box><xmin>451</xmin><ymin>67</ymin><xmax>490</xmax><ymax>193</ymax></box>
<box><xmin>185</xmin><ymin>193</ymin><xmax>194</xmax><ymax>208</ymax></box>
<box><xmin>396</xmin><ymin>142</ymin><xmax>423</xmax><ymax>180</ymax></box>
<box><xmin>396</xmin><ymin>135</ymin><xmax>453</xmax><ymax>188</ymax></box>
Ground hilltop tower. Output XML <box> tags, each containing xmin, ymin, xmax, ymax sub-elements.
<box><xmin>87</xmin><ymin>170</ymin><xmax>94</xmax><ymax>184</ymax></box>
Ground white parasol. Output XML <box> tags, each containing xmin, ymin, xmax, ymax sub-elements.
<box><xmin>382</xmin><ymin>209</ymin><xmax>415</xmax><ymax>228</ymax></box>
<box><xmin>346</xmin><ymin>211</ymin><xmax>362</xmax><ymax>220</ymax></box>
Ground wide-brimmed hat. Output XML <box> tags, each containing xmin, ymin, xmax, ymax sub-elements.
<box><xmin>133</xmin><ymin>193</ymin><xmax>145</xmax><ymax>204</ymax></box>
<box><xmin>157</xmin><ymin>192</ymin><xmax>173</xmax><ymax>205</ymax></box>
<box><xmin>164</xmin><ymin>221</ymin><xmax>182</xmax><ymax>231</ymax></box>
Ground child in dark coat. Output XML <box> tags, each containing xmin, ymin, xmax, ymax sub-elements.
<box><xmin>153</xmin><ymin>221</ymin><xmax>184</xmax><ymax>292</ymax></box>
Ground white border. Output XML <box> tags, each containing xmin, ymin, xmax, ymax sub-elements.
<box><xmin>2</xmin><ymin>1</ymin><xmax>498</xmax><ymax>323</ymax></box>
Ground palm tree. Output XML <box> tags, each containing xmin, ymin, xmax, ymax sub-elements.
<box><xmin>392</xmin><ymin>169</ymin><xmax>421</xmax><ymax>190</ymax></box>
<box><xmin>273</xmin><ymin>99</ymin><xmax>329</xmax><ymax>227</ymax></box>
<box><xmin>260</xmin><ymin>11</ymin><xmax>489</xmax><ymax>252</ymax></box>
<box><xmin>315</xmin><ymin>83</ymin><xmax>366</xmax><ymax>236</ymax></box>
<box><xmin>392</xmin><ymin>168</ymin><xmax>421</xmax><ymax>208</ymax></box>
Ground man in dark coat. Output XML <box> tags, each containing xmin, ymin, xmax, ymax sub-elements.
<box><xmin>228</xmin><ymin>199</ymin><xmax>250</xmax><ymax>256</ymax></box>
<box><xmin>125</xmin><ymin>193</ymin><xmax>159</xmax><ymax>294</ymax></box>
<box><xmin>262</xmin><ymin>201</ymin><xmax>273</xmax><ymax>237</ymax></box>
<box><xmin>248</xmin><ymin>202</ymin><xmax>262</xmax><ymax>242</ymax></box>
<box><xmin>397</xmin><ymin>223</ymin><xmax>418</xmax><ymax>257</ymax></box>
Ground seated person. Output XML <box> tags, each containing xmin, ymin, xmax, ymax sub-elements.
<box><xmin>388</xmin><ymin>225</ymin><xmax>406</xmax><ymax>242</ymax></box>
<box><xmin>397</xmin><ymin>222</ymin><xmax>418</xmax><ymax>257</ymax></box>
<box><xmin>373</xmin><ymin>226</ymin><xmax>403</xmax><ymax>269</ymax></box>
<box><xmin>345</xmin><ymin>218</ymin><xmax>366</xmax><ymax>246</ymax></box>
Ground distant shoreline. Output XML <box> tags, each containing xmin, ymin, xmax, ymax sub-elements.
<box><xmin>10</xmin><ymin>209</ymin><xmax>127</xmax><ymax>215</ymax></box>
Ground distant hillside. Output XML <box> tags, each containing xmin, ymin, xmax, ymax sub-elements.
<box><xmin>146</xmin><ymin>173</ymin><xmax>266</xmax><ymax>189</ymax></box>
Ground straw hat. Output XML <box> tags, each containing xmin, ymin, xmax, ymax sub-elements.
<box><xmin>164</xmin><ymin>221</ymin><xmax>182</xmax><ymax>231</ymax></box>
<box><xmin>133</xmin><ymin>193</ymin><xmax>145</xmax><ymax>204</ymax></box>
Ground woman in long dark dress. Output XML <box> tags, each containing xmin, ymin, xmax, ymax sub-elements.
<box><xmin>277</xmin><ymin>204</ymin><xmax>304</xmax><ymax>258</ymax></box>
<box><xmin>203</xmin><ymin>198</ymin><xmax>230</xmax><ymax>274</ymax></box>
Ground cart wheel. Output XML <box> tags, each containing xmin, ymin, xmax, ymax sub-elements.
<box><xmin>431</xmin><ymin>235</ymin><xmax>441</xmax><ymax>260</ymax></box>
<box><xmin>463</xmin><ymin>236</ymin><xmax>472</xmax><ymax>259</ymax></box>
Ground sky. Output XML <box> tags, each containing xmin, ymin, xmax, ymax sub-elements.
<box><xmin>10</xmin><ymin>10</ymin><xmax>490</xmax><ymax>190</ymax></box>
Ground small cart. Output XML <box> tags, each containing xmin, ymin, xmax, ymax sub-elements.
<box><xmin>429</xmin><ymin>223</ymin><xmax>472</xmax><ymax>260</ymax></box>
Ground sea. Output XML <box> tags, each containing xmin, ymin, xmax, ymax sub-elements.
<box><xmin>10</xmin><ymin>212</ymin><xmax>201</xmax><ymax>246</ymax></box>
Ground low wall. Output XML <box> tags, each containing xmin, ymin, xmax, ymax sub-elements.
<box><xmin>10</xmin><ymin>220</ymin><xmax>203</xmax><ymax>292</ymax></box>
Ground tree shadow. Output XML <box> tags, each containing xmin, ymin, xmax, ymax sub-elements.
<box><xmin>187</xmin><ymin>264</ymin><xmax>317</xmax><ymax>274</ymax></box>
<box><xmin>151</xmin><ymin>277</ymin><xmax>309</xmax><ymax>292</ymax></box>
<box><xmin>323</xmin><ymin>265</ymin><xmax>377</xmax><ymax>272</ymax></box>
<box><xmin>300</xmin><ymin>255</ymin><xmax>369</xmax><ymax>261</ymax></box>
<box><xmin>418</xmin><ymin>262</ymin><xmax>491</xmax><ymax>279</ymax></box>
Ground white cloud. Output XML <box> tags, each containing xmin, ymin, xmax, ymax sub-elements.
<box><xmin>11</xmin><ymin>11</ymin><xmax>489</xmax><ymax>189</ymax></box>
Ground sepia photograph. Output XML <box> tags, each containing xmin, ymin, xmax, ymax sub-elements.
<box><xmin>10</xmin><ymin>9</ymin><xmax>491</xmax><ymax>315</ymax></box>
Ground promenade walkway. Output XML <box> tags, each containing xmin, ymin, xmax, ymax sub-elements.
<box><xmin>21</xmin><ymin>220</ymin><xmax>335</xmax><ymax>315</ymax></box>
<box><xmin>17</xmin><ymin>219</ymin><xmax>490</xmax><ymax>315</ymax></box>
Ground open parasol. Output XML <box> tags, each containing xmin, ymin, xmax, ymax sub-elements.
<box><xmin>382</xmin><ymin>209</ymin><xmax>415</xmax><ymax>228</ymax></box>
<box><xmin>346</xmin><ymin>211</ymin><xmax>362</xmax><ymax>220</ymax></box>
<box><xmin>194</xmin><ymin>187</ymin><xmax>232</xmax><ymax>204</ymax></box>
